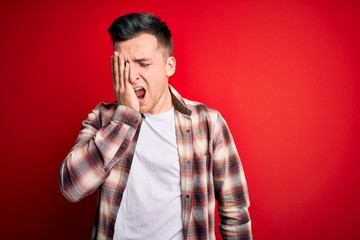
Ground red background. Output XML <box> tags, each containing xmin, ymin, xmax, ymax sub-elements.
<box><xmin>1</xmin><ymin>0</ymin><xmax>359</xmax><ymax>239</ymax></box>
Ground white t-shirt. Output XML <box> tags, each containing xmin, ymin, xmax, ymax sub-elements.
<box><xmin>114</xmin><ymin>107</ymin><xmax>183</xmax><ymax>240</ymax></box>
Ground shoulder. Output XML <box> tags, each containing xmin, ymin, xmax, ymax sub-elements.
<box><xmin>169</xmin><ymin>85</ymin><xmax>226</xmax><ymax>125</ymax></box>
<box><xmin>183</xmin><ymin>98</ymin><xmax>222</xmax><ymax>124</ymax></box>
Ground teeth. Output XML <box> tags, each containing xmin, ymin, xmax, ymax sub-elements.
<box><xmin>134</xmin><ymin>87</ymin><xmax>143</xmax><ymax>91</ymax></box>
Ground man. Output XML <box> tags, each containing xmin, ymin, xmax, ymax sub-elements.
<box><xmin>59</xmin><ymin>12</ymin><xmax>252</xmax><ymax>240</ymax></box>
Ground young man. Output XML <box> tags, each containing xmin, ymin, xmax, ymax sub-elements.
<box><xmin>59</xmin><ymin>12</ymin><xmax>252</xmax><ymax>240</ymax></box>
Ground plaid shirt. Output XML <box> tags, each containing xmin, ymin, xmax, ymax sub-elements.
<box><xmin>59</xmin><ymin>86</ymin><xmax>252</xmax><ymax>239</ymax></box>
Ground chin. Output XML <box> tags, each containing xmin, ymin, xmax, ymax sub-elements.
<box><xmin>139</xmin><ymin>106</ymin><xmax>149</xmax><ymax>114</ymax></box>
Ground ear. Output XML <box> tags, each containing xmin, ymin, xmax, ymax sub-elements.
<box><xmin>166</xmin><ymin>56</ymin><xmax>176</xmax><ymax>77</ymax></box>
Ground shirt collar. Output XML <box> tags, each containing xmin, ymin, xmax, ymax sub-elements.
<box><xmin>169</xmin><ymin>85</ymin><xmax>192</xmax><ymax>116</ymax></box>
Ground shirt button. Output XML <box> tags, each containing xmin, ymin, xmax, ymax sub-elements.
<box><xmin>187</xmin><ymin>161</ymin><xmax>191</xmax><ymax>164</ymax></box>
<box><xmin>186</xmin><ymin>129</ymin><xmax>191</xmax><ymax>133</ymax></box>
<box><xmin>186</xmin><ymin>195</ymin><xmax>190</xmax><ymax>198</ymax></box>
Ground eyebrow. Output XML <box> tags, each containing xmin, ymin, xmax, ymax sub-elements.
<box><xmin>131</xmin><ymin>57</ymin><xmax>152</xmax><ymax>62</ymax></box>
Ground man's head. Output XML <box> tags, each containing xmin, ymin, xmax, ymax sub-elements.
<box><xmin>108</xmin><ymin>13</ymin><xmax>176</xmax><ymax>114</ymax></box>
<box><xmin>108</xmin><ymin>12</ymin><xmax>173</xmax><ymax>57</ymax></box>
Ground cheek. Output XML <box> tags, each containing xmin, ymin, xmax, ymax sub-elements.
<box><xmin>142</xmin><ymin>68</ymin><xmax>168</xmax><ymax>85</ymax></box>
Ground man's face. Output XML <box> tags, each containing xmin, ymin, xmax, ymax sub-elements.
<box><xmin>114</xmin><ymin>33</ymin><xmax>175</xmax><ymax>114</ymax></box>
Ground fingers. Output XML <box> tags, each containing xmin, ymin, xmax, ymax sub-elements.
<box><xmin>112</xmin><ymin>51</ymin><xmax>134</xmax><ymax>106</ymax></box>
<box><xmin>124</xmin><ymin>61</ymin><xmax>130</xmax><ymax>89</ymax></box>
<box><xmin>119</xmin><ymin>53</ymin><xmax>126</xmax><ymax>90</ymax></box>
<box><xmin>112</xmin><ymin>51</ymin><xmax>129</xmax><ymax>91</ymax></box>
<box><xmin>112</xmin><ymin>52</ymin><xmax>119</xmax><ymax>91</ymax></box>
<box><xmin>117</xmin><ymin>53</ymin><xmax>131</xmax><ymax>90</ymax></box>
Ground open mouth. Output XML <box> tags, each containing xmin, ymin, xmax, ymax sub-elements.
<box><xmin>134</xmin><ymin>87</ymin><xmax>146</xmax><ymax>100</ymax></box>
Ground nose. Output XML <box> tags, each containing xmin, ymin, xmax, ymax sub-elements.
<box><xmin>129</xmin><ymin>63</ymin><xmax>140</xmax><ymax>84</ymax></box>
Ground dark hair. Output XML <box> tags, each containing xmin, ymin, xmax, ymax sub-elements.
<box><xmin>108</xmin><ymin>12</ymin><xmax>173</xmax><ymax>56</ymax></box>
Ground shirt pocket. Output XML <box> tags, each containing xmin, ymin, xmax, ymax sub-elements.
<box><xmin>193</xmin><ymin>154</ymin><xmax>210</xmax><ymax>172</ymax></box>
<box><xmin>192</xmin><ymin>155</ymin><xmax>214</xmax><ymax>194</ymax></box>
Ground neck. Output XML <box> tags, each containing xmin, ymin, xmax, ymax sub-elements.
<box><xmin>146</xmin><ymin>85</ymin><xmax>173</xmax><ymax>115</ymax></box>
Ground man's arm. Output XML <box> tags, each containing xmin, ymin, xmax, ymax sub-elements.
<box><xmin>59</xmin><ymin>103</ymin><xmax>141</xmax><ymax>202</ymax></box>
<box><xmin>59</xmin><ymin>51</ymin><xmax>142</xmax><ymax>202</ymax></box>
<box><xmin>213</xmin><ymin>114</ymin><xmax>252</xmax><ymax>239</ymax></box>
